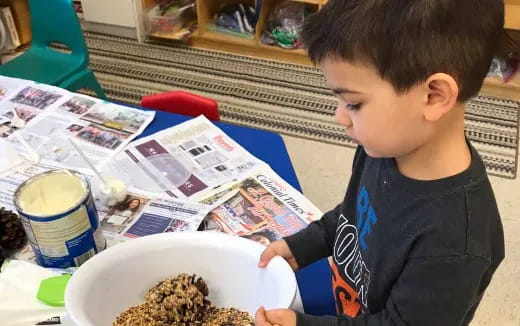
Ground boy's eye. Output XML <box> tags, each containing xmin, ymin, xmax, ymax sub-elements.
<box><xmin>345</xmin><ymin>103</ymin><xmax>362</xmax><ymax>111</ymax></box>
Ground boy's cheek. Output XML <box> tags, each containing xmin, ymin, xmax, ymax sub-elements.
<box><xmin>335</xmin><ymin>107</ymin><xmax>352</xmax><ymax>127</ymax></box>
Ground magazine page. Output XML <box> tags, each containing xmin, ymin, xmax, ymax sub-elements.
<box><xmin>198</xmin><ymin>166</ymin><xmax>323</xmax><ymax>245</ymax></box>
<box><xmin>102</xmin><ymin>115</ymin><xmax>266</xmax><ymax>199</ymax></box>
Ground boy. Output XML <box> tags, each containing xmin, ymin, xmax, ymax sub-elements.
<box><xmin>255</xmin><ymin>0</ymin><xmax>505</xmax><ymax>325</ymax></box>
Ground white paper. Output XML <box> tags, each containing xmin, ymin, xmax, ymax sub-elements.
<box><xmin>0</xmin><ymin>260</ymin><xmax>72</xmax><ymax>326</ymax></box>
<box><xmin>0</xmin><ymin>139</ymin><xmax>25</xmax><ymax>177</ymax></box>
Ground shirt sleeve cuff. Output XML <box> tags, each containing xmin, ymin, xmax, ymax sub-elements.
<box><xmin>295</xmin><ymin>311</ymin><xmax>338</xmax><ymax>326</ymax></box>
<box><xmin>284</xmin><ymin>224</ymin><xmax>331</xmax><ymax>269</ymax></box>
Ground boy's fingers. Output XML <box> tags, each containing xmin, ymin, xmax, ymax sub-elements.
<box><xmin>258</xmin><ymin>246</ymin><xmax>276</xmax><ymax>268</ymax></box>
<box><xmin>264</xmin><ymin>310</ymin><xmax>285</xmax><ymax>323</ymax></box>
<box><xmin>264</xmin><ymin>309</ymin><xmax>296</xmax><ymax>325</ymax></box>
<box><xmin>288</xmin><ymin>258</ymin><xmax>299</xmax><ymax>271</ymax></box>
<box><xmin>255</xmin><ymin>306</ymin><xmax>272</xmax><ymax>326</ymax></box>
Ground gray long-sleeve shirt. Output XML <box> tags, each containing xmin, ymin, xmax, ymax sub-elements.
<box><xmin>285</xmin><ymin>145</ymin><xmax>504</xmax><ymax>326</ymax></box>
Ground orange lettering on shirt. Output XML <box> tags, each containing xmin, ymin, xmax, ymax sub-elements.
<box><xmin>331</xmin><ymin>261</ymin><xmax>361</xmax><ymax>317</ymax></box>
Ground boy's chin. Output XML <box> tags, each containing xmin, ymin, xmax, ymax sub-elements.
<box><xmin>364</xmin><ymin>147</ymin><xmax>392</xmax><ymax>159</ymax></box>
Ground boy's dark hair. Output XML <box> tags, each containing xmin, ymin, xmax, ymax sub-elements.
<box><xmin>302</xmin><ymin>0</ymin><xmax>504</xmax><ymax>101</ymax></box>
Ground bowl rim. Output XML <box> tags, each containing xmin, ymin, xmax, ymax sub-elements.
<box><xmin>65</xmin><ymin>231</ymin><xmax>297</xmax><ymax>325</ymax></box>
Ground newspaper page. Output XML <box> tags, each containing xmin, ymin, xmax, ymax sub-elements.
<box><xmin>198</xmin><ymin>166</ymin><xmax>322</xmax><ymax>246</ymax></box>
<box><xmin>0</xmin><ymin>78</ymin><xmax>66</xmax><ymax>139</ymax></box>
<box><xmin>0</xmin><ymin>76</ymin><xmax>155</xmax><ymax>168</ymax></box>
<box><xmin>14</xmin><ymin>96</ymin><xmax>155</xmax><ymax>169</ymax></box>
<box><xmin>102</xmin><ymin>115</ymin><xmax>266</xmax><ymax>199</ymax></box>
<box><xmin>0</xmin><ymin>76</ymin><xmax>33</xmax><ymax>103</ymax></box>
<box><xmin>95</xmin><ymin>189</ymin><xmax>211</xmax><ymax>247</ymax></box>
<box><xmin>1</xmin><ymin>161</ymin><xmax>211</xmax><ymax>265</ymax></box>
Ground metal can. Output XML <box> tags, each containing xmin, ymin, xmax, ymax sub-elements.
<box><xmin>14</xmin><ymin>169</ymin><xmax>106</xmax><ymax>268</ymax></box>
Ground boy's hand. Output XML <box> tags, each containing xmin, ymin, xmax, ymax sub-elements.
<box><xmin>255</xmin><ymin>307</ymin><xmax>296</xmax><ymax>326</ymax></box>
<box><xmin>258</xmin><ymin>240</ymin><xmax>299</xmax><ymax>271</ymax></box>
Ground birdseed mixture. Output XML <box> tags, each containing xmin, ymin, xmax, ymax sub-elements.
<box><xmin>112</xmin><ymin>274</ymin><xmax>254</xmax><ymax>326</ymax></box>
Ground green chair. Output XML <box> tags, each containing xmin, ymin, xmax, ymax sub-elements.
<box><xmin>0</xmin><ymin>0</ymin><xmax>106</xmax><ymax>99</ymax></box>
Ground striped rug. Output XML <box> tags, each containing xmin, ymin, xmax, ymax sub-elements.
<box><xmin>84</xmin><ymin>32</ymin><xmax>519</xmax><ymax>179</ymax></box>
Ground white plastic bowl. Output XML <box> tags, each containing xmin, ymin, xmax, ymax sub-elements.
<box><xmin>65</xmin><ymin>232</ymin><xmax>298</xmax><ymax>326</ymax></box>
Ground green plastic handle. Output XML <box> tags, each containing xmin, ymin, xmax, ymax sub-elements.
<box><xmin>36</xmin><ymin>274</ymin><xmax>72</xmax><ymax>307</ymax></box>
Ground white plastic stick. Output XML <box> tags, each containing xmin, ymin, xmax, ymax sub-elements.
<box><xmin>67</xmin><ymin>136</ymin><xmax>106</xmax><ymax>185</ymax></box>
<box><xmin>14</xmin><ymin>134</ymin><xmax>40</xmax><ymax>163</ymax></box>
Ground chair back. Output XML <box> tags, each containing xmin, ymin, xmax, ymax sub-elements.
<box><xmin>141</xmin><ymin>91</ymin><xmax>220</xmax><ymax>122</ymax></box>
<box><xmin>29</xmin><ymin>0</ymin><xmax>89</xmax><ymax>65</ymax></box>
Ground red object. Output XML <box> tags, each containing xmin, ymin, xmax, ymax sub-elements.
<box><xmin>141</xmin><ymin>91</ymin><xmax>220</xmax><ymax>121</ymax></box>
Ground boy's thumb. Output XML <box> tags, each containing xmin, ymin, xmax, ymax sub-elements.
<box><xmin>258</xmin><ymin>246</ymin><xmax>276</xmax><ymax>268</ymax></box>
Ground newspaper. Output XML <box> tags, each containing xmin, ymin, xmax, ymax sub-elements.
<box><xmin>0</xmin><ymin>76</ymin><xmax>33</xmax><ymax>104</ymax></box>
<box><xmin>102</xmin><ymin>115</ymin><xmax>266</xmax><ymax>199</ymax></box>
<box><xmin>0</xmin><ymin>160</ymin><xmax>212</xmax><ymax>264</ymax></box>
<box><xmin>0</xmin><ymin>77</ymin><xmax>62</xmax><ymax>139</ymax></box>
<box><xmin>0</xmin><ymin>76</ymin><xmax>155</xmax><ymax>169</ymax></box>
<box><xmin>95</xmin><ymin>189</ymin><xmax>211</xmax><ymax>247</ymax></box>
<box><xmin>0</xmin><ymin>81</ymin><xmax>323</xmax><ymax>266</ymax></box>
<box><xmin>17</xmin><ymin>98</ymin><xmax>155</xmax><ymax>169</ymax></box>
<box><xmin>198</xmin><ymin>166</ymin><xmax>322</xmax><ymax>245</ymax></box>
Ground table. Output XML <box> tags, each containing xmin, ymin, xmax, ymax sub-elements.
<box><xmin>140</xmin><ymin>110</ymin><xmax>337</xmax><ymax>316</ymax></box>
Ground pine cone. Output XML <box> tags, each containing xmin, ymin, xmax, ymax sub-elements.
<box><xmin>0</xmin><ymin>250</ymin><xmax>5</xmax><ymax>268</ymax></box>
<box><xmin>0</xmin><ymin>207</ymin><xmax>27</xmax><ymax>256</ymax></box>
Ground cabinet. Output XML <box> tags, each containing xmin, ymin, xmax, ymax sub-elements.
<box><xmin>136</xmin><ymin>0</ymin><xmax>519</xmax><ymax>100</ymax></box>
<box><xmin>482</xmin><ymin>0</ymin><xmax>520</xmax><ymax>101</ymax></box>
<box><xmin>138</xmin><ymin>0</ymin><xmax>326</xmax><ymax>65</ymax></box>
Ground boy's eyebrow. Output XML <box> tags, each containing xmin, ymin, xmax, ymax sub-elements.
<box><xmin>332</xmin><ymin>88</ymin><xmax>362</xmax><ymax>95</ymax></box>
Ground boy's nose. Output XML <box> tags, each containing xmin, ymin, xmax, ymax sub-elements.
<box><xmin>335</xmin><ymin>106</ymin><xmax>353</xmax><ymax>128</ymax></box>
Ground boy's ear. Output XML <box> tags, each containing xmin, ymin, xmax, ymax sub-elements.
<box><xmin>423</xmin><ymin>73</ymin><xmax>459</xmax><ymax>122</ymax></box>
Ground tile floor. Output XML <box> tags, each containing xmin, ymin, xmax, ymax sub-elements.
<box><xmin>282</xmin><ymin>135</ymin><xmax>520</xmax><ymax>326</ymax></box>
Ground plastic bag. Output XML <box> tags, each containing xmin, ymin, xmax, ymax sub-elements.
<box><xmin>211</xmin><ymin>3</ymin><xmax>257</xmax><ymax>39</ymax></box>
<box><xmin>261</xmin><ymin>1</ymin><xmax>310</xmax><ymax>49</ymax></box>
<box><xmin>488</xmin><ymin>56</ymin><xmax>519</xmax><ymax>82</ymax></box>
<box><xmin>147</xmin><ymin>0</ymin><xmax>197</xmax><ymax>38</ymax></box>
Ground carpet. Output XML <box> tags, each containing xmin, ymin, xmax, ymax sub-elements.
<box><xmin>83</xmin><ymin>32</ymin><xmax>520</xmax><ymax>179</ymax></box>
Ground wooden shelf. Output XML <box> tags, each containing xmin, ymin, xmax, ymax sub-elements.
<box><xmin>141</xmin><ymin>0</ymin><xmax>313</xmax><ymax>64</ymax></box>
<box><xmin>289</xmin><ymin>0</ymin><xmax>322</xmax><ymax>4</ymax></box>
<box><xmin>505</xmin><ymin>4</ymin><xmax>520</xmax><ymax>31</ymax></box>
<box><xmin>196</xmin><ymin>30</ymin><xmax>257</xmax><ymax>47</ymax></box>
<box><xmin>149</xmin><ymin>29</ymin><xmax>193</xmax><ymax>41</ymax></box>
<box><xmin>482</xmin><ymin>73</ymin><xmax>520</xmax><ymax>101</ymax></box>
<box><xmin>140</xmin><ymin>0</ymin><xmax>520</xmax><ymax>102</ymax></box>
<box><xmin>189</xmin><ymin>30</ymin><xmax>311</xmax><ymax>65</ymax></box>
<box><xmin>256</xmin><ymin>42</ymin><xmax>308</xmax><ymax>57</ymax></box>
<box><xmin>142</xmin><ymin>0</ymin><xmax>156</xmax><ymax>10</ymax></box>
